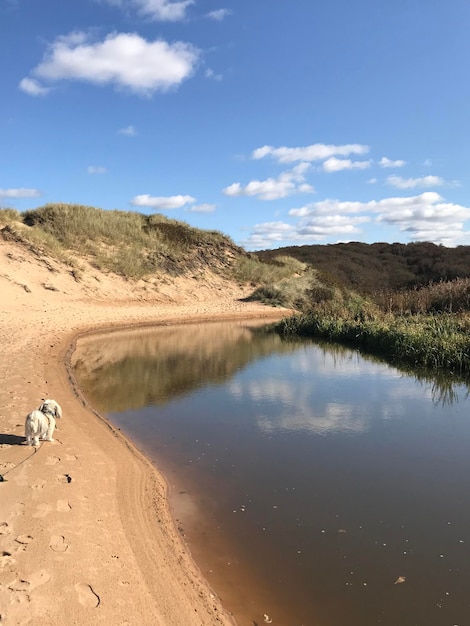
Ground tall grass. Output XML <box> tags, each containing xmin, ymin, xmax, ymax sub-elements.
<box><xmin>235</xmin><ymin>255</ymin><xmax>330</xmax><ymax>308</ymax></box>
<box><xmin>0</xmin><ymin>208</ymin><xmax>21</xmax><ymax>224</ymax></box>
<box><xmin>277</xmin><ymin>310</ymin><xmax>470</xmax><ymax>375</ymax></box>
<box><xmin>270</xmin><ymin>269</ymin><xmax>470</xmax><ymax>377</ymax></box>
<box><xmin>374</xmin><ymin>278</ymin><xmax>470</xmax><ymax>314</ymax></box>
<box><xmin>233</xmin><ymin>254</ymin><xmax>306</xmax><ymax>284</ymax></box>
<box><xmin>2</xmin><ymin>203</ymin><xmax>310</xmax><ymax>289</ymax></box>
<box><xmin>0</xmin><ymin>210</ymin><xmax>81</xmax><ymax>268</ymax></box>
<box><xmin>4</xmin><ymin>203</ymin><xmax>240</xmax><ymax>279</ymax></box>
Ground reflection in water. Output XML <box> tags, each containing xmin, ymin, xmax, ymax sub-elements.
<box><xmin>419</xmin><ymin>371</ymin><xmax>469</xmax><ymax>406</ymax></box>
<box><xmin>73</xmin><ymin>320</ymin><xmax>297</xmax><ymax>412</ymax></box>
<box><xmin>312</xmin><ymin>338</ymin><xmax>470</xmax><ymax>408</ymax></box>
<box><xmin>75</xmin><ymin>320</ymin><xmax>470</xmax><ymax>626</ymax></box>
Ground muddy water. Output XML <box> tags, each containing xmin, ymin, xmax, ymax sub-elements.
<box><xmin>74</xmin><ymin>320</ymin><xmax>470</xmax><ymax>626</ymax></box>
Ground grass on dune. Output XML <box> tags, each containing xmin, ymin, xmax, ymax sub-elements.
<box><xmin>0</xmin><ymin>204</ymin><xmax>306</xmax><ymax>289</ymax></box>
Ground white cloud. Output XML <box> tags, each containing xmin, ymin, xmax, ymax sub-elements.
<box><xmin>379</xmin><ymin>156</ymin><xmax>406</xmax><ymax>168</ymax></box>
<box><xmin>386</xmin><ymin>175</ymin><xmax>444</xmax><ymax>189</ymax></box>
<box><xmin>98</xmin><ymin>0</ymin><xmax>194</xmax><ymax>21</ymax></box>
<box><xmin>137</xmin><ymin>0</ymin><xmax>194</xmax><ymax>20</ymax></box>
<box><xmin>240</xmin><ymin>215</ymin><xmax>366</xmax><ymax>250</ymax></box>
<box><xmin>293</xmin><ymin>192</ymin><xmax>470</xmax><ymax>246</ymax></box>
<box><xmin>205</xmin><ymin>68</ymin><xmax>223</xmax><ymax>81</ymax></box>
<box><xmin>322</xmin><ymin>157</ymin><xmax>372</xmax><ymax>172</ymax></box>
<box><xmin>223</xmin><ymin>163</ymin><xmax>314</xmax><ymax>201</ymax></box>
<box><xmin>240</xmin><ymin>221</ymin><xmax>297</xmax><ymax>249</ymax></box>
<box><xmin>18</xmin><ymin>77</ymin><xmax>50</xmax><ymax>96</ymax></box>
<box><xmin>368</xmin><ymin>178</ymin><xmax>377</xmax><ymax>184</ymax></box>
<box><xmin>376</xmin><ymin>193</ymin><xmax>470</xmax><ymax>244</ymax></box>
<box><xmin>290</xmin><ymin>199</ymin><xmax>370</xmax><ymax>216</ymax></box>
<box><xmin>206</xmin><ymin>8</ymin><xmax>232</xmax><ymax>20</ymax></box>
<box><xmin>0</xmin><ymin>188</ymin><xmax>40</xmax><ymax>198</ymax></box>
<box><xmin>242</xmin><ymin>192</ymin><xmax>470</xmax><ymax>249</ymax></box>
<box><xmin>21</xmin><ymin>32</ymin><xmax>199</xmax><ymax>96</ymax></box>
<box><xmin>97</xmin><ymin>0</ymin><xmax>123</xmax><ymax>5</ymax></box>
<box><xmin>251</xmin><ymin>143</ymin><xmax>369</xmax><ymax>164</ymax></box>
<box><xmin>186</xmin><ymin>203</ymin><xmax>216</xmax><ymax>213</ymax></box>
<box><xmin>131</xmin><ymin>194</ymin><xmax>196</xmax><ymax>209</ymax></box>
<box><xmin>87</xmin><ymin>165</ymin><xmax>107</xmax><ymax>174</ymax></box>
<box><xmin>296</xmin><ymin>214</ymin><xmax>369</xmax><ymax>237</ymax></box>
<box><xmin>118</xmin><ymin>125</ymin><xmax>137</xmax><ymax>136</ymax></box>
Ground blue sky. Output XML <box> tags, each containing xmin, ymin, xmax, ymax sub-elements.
<box><xmin>2</xmin><ymin>0</ymin><xmax>470</xmax><ymax>250</ymax></box>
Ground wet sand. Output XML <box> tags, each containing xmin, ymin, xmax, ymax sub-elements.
<box><xmin>0</xmin><ymin>237</ymin><xmax>288</xmax><ymax>625</ymax></box>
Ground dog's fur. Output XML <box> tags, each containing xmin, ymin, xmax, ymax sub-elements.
<box><xmin>25</xmin><ymin>399</ymin><xmax>62</xmax><ymax>447</ymax></box>
<box><xmin>38</xmin><ymin>399</ymin><xmax>62</xmax><ymax>420</ymax></box>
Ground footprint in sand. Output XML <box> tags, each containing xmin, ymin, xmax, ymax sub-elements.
<box><xmin>15</xmin><ymin>535</ymin><xmax>33</xmax><ymax>545</ymax></box>
<box><xmin>0</xmin><ymin>551</ymin><xmax>15</xmax><ymax>568</ymax></box>
<box><xmin>15</xmin><ymin>465</ymin><xmax>33</xmax><ymax>488</ymax></box>
<box><xmin>0</xmin><ymin>522</ymin><xmax>11</xmax><ymax>536</ymax></box>
<box><xmin>65</xmin><ymin>454</ymin><xmax>78</xmax><ymax>462</ymax></box>
<box><xmin>9</xmin><ymin>570</ymin><xmax>51</xmax><ymax>592</ymax></box>
<box><xmin>49</xmin><ymin>535</ymin><xmax>69</xmax><ymax>552</ymax></box>
<box><xmin>56</xmin><ymin>500</ymin><xmax>72</xmax><ymax>512</ymax></box>
<box><xmin>46</xmin><ymin>456</ymin><xmax>61</xmax><ymax>466</ymax></box>
<box><xmin>31</xmin><ymin>479</ymin><xmax>46</xmax><ymax>490</ymax></box>
<box><xmin>29</xmin><ymin>570</ymin><xmax>52</xmax><ymax>589</ymax></box>
<box><xmin>75</xmin><ymin>583</ymin><xmax>100</xmax><ymax>607</ymax></box>
<box><xmin>58</xmin><ymin>474</ymin><xmax>72</xmax><ymax>484</ymax></box>
<box><xmin>33</xmin><ymin>503</ymin><xmax>52</xmax><ymax>519</ymax></box>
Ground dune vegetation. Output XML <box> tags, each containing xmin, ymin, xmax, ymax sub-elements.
<box><xmin>0</xmin><ymin>204</ymin><xmax>316</xmax><ymax>307</ymax></box>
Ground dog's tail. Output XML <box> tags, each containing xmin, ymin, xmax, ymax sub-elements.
<box><xmin>25</xmin><ymin>410</ymin><xmax>45</xmax><ymax>444</ymax></box>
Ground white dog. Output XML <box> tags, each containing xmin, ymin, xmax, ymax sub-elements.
<box><xmin>25</xmin><ymin>399</ymin><xmax>62</xmax><ymax>447</ymax></box>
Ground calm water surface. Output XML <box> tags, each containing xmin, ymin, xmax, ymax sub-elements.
<box><xmin>74</xmin><ymin>320</ymin><xmax>470</xmax><ymax>626</ymax></box>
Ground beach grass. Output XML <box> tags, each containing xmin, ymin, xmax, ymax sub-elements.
<box><xmin>1</xmin><ymin>204</ymin><xmax>308</xmax><ymax>290</ymax></box>
<box><xmin>276</xmin><ymin>308</ymin><xmax>470</xmax><ymax>375</ymax></box>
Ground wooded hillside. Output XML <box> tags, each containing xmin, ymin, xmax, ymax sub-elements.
<box><xmin>256</xmin><ymin>242</ymin><xmax>470</xmax><ymax>293</ymax></box>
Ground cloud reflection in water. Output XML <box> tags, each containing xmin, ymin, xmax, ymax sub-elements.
<box><xmin>229</xmin><ymin>346</ymin><xmax>435</xmax><ymax>435</ymax></box>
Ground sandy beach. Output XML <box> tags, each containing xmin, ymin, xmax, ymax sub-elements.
<box><xmin>0</xmin><ymin>237</ymin><xmax>287</xmax><ymax>625</ymax></box>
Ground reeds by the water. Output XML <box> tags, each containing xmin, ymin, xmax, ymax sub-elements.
<box><xmin>277</xmin><ymin>310</ymin><xmax>470</xmax><ymax>375</ymax></box>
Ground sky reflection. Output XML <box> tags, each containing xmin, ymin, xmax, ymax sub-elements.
<box><xmin>227</xmin><ymin>346</ymin><xmax>438</xmax><ymax>435</ymax></box>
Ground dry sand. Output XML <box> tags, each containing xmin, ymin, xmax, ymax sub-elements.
<box><xmin>0</xmin><ymin>238</ymin><xmax>288</xmax><ymax>625</ymax></box>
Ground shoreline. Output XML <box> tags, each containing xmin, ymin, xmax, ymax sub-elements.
<box><xmin>64</xmin><ymin>312</ymin><xmax>288</xmax><ymax>626</ymax></box>
<box><xmin>0</xmin><ymin>240</ymin><xmax>288</xmax><ymax>625</ymax></box>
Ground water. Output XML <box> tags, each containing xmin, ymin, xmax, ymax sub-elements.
<box><xmin>73</xmin><ymin>320</ymin><xmax>470</xmax><ymax>626</ymax></box>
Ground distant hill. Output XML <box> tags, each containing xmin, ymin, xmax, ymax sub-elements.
<box><xmin>255</xmin><ymin>242</ymin><xmax>470</xmax><ymax>293</ymax></box>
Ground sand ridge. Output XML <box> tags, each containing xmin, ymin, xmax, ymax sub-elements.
<box><xmin>0</xmin><ymin>238</ymin><xmax>288</xmax><ymax>625</ymax></box>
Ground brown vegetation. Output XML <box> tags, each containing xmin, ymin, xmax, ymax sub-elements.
<box><xmin>256</xmin><ymin>241</ymin><xmax>470</xmax><ymax>293</ymax></box>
